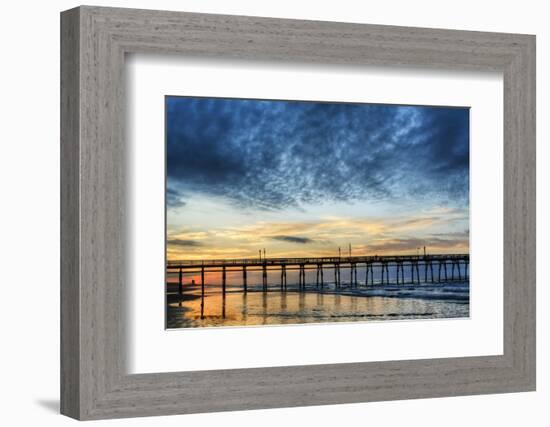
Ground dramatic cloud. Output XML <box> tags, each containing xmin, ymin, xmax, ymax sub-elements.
<box><xmin>166</xmin><ymin>187</ymin><xmax>186</xmax><ymax>208</ymax></box>
<box><xmin>166</xmin><ymin>97</ymin><xmax>469</xmax><ymax>211</ymax></box>
<box><xmin>167</xmin><ymin>239</ymin><xmax>204</xmax><ymax>247</ymax></box>
<box><xmin>166</xmin><ymin>213</ymin><xmax>469</xmax><ymax>260</ymax></box>
<box><xmin>270</xmin><ymin>235</ymin><xmax>314</xmax><ymax>244</ymax></box>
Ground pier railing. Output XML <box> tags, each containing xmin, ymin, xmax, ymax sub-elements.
<box><xmin>167</xmin><ymin>254</ymin><xmax>469</xmax><ymax>269</ymax></box>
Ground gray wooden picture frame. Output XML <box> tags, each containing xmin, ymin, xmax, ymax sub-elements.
<box><xmin>60</xmin><ymin>5</ymin><xmax>536</xmax><ymax>420</ymax></box>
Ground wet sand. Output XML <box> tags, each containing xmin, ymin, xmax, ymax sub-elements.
<box><xmin>166</xmin><ymin>281</ymin><xmax>469</xmax><ymax>329</ymax></box>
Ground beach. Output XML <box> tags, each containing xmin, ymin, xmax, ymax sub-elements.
<box><xmin>166</xmin><ymin>277</ymin><xmax>469</xmax><ymax>328</ymax></box>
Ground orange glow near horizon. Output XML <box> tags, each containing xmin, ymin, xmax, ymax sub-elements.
<box><xmin>166</xmin><ymin>211</ymin><xmax>469</xmax><ymax>261</ymax></box>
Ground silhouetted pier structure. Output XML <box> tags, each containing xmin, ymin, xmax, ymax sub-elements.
<box><xmin>168</xmin><ymin>254</ymin><xmax>469</xmax><ymax>296</ymax></box>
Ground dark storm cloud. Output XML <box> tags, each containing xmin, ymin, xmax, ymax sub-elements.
<box><xmin>166</xmin><ymin>97</ymin><xmax>469</xmax><ymax>210</ymax></box>
<box><xmin>166</xmin><ymin>187</ymin><xmax>186</xmax><ymax>208</ymax></box>
<box><xmin>167</xmin><ymin>239</ymin><xmax>204</xmax><ymax>247</ymax></box>
<box><xmin>271</xmin><ymin>235</ymin><xmax>314</xmax><ymax>244</ymax></box>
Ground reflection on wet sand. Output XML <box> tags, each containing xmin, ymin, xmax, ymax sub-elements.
<box><xmin>166</xmin><ymin>283</ymin><xmax>469</xmax><ymax>329</ymax></box>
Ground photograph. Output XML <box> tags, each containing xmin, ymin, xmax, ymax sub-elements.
<box><xmin>165</xmin><ymin>96</ymin><xmax>470</xmax><ymax>329</ymax></box>
<box><xmin>52</xmin><ymin>3</ymin><xmax>537</xmax><ymax>421</ymax></box>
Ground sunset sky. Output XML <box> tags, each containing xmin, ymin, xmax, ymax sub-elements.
<box><xmin>166</xmin><ymin>97</ymin><xmax>469</xmax><ymax>261</ymax></box>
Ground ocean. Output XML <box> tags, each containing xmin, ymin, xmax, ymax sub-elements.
<box><xmin>166</xmin><ymin>266</ymin><xmax>469</xmax><ymax>328</ymax></box>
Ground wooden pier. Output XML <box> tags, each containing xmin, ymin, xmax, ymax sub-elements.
<box><xmin>168</xmin><ymin>254</ymin><xmax>469</xmax><ymax>293</ymax></box>
<box><xmin>168</xmin><ymin>254</ymin><xmax>469</xmax><ymax>319</ymax></box>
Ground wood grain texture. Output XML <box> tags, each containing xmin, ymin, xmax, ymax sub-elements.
<box><xmin>60</xmin><ymin>5</ymin><xmax>536</xmax><ymax>420</ymax></box>
<box><xmin>60</xmin><ymin>7</ymin><xmax>80</xmax><ymax>419</ymax></box>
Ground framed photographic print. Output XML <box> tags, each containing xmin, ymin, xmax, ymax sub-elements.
<box><xmin>165</xmin><ymin>96</ymin><xmax>471</xmax><ymax>329</ymax></box>
<box><xmin>61</xmin><ymin>6</ymin><xmax>536</xmax><ymax>420</ymax></box>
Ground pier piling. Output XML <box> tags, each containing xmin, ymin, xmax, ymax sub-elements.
<box><xmin>262</xmin><ymin>264</ymin><xmax>267</xmax><ymax>291</ymax></box>
<box><xmin>425</xmin><ymin>261</ymin><xmax>430</xmax><ymax>282</ymax></box>
<box><xmin>222</xmin><ymin>266</ymin><xmax>226</xmax><ymax>296</ymax></box>
<box><xmin>395</xmin><ymin>262</ymin><xmax>401</xmax><ymax>285</ymax></box>
<box><xmin>316</xmin><ymin>265</ymin><xmax>320</xmax><ymax>288</ymax></box>
<box><xmin>451</xmin><ymin>262</ymin><xmax>455</xmax><ymax>281</ymax></box>
<box><xmin>200</xmin><ymin>268</ymin><xmax>205</xmax><ymax>319</ymax></box>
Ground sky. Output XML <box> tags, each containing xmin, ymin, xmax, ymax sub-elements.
<box><xmin>166</xmin><ymin>96</ymin><xmax>469</xmax><ymax>260</ymax></box>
